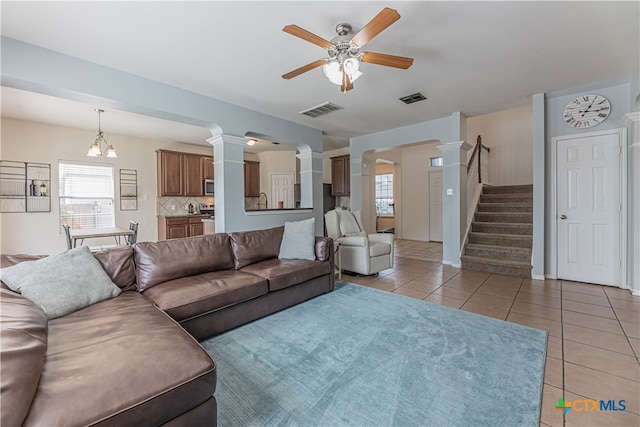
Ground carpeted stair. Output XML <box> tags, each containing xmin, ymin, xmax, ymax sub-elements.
<box><xmin>462</xmin><ymin>184</ymin><xmax>533</xmax><ymax>277</ymax></box>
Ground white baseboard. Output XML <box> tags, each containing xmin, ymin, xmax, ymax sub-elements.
<box><xmin>452</xmin><ymin>263</ymin><xmax>462</xmax><ymax>269</ymax></box>
<box><xmin>531</xmin><ymin>274</ymin><xmax>545</xmax><ymax>280</ymax></box>
<box><xmin>633</xmin><ymin>289</ymin><xmax>640</xmax><ymax>296</ymax></box>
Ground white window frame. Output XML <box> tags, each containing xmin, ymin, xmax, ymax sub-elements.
<box><xmin>375</xmin><ymin>173</ymin><xmax>394</xmax><ymax>216</ymax></box>
<box><xmin>59</xmin><ymin>161</ymin><xmax>115</xmax><ymax>231</ymax></box>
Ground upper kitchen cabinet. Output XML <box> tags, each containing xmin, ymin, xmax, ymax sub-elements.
<box><xmin>157</xmin><ymin>149</ymin><xmax>205</xmax><ymax>197</ymax></box>
<box><xmin>202</xmin><ymin>156</ymin><xmax>214</xmax><ymax>180</ymax></box>
<box><xmin>244</xmin><ymin>160</ymin><xmax>260</xmax><ymax>197</ymax></box>
<box><xmin>331</xmin><ymin>155</ymin><xmax>350</xmax><ymax>196</ymax></box>
<box><xmin>183</xmin><ymin>154</ymin><xmax>203</xmax><ymax>196</ymax></box>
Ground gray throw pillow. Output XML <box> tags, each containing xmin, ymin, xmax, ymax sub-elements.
<box><xmin>0</xmin><ymin>246</ymin><xmax>121</xmax><ymax>320</ymax></box>
<box><xmin>278</xmin><ymin>218</ymin><xmax>316</xmax><ymax>261</ymax></box>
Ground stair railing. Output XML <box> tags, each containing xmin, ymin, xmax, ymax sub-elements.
<box><xmin>462</xmin><ymin>136</ymin><xmax>491</xmax><ymax>258</ymax></box>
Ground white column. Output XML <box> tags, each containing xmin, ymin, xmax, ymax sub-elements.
<box><xmin>437</xmin><ymin>141</ymin><xmax>473</xmax><ymax>267</ymax></box>
<box><xmin>623</xmin><ymin>111</ymin><xmax>640</xmax><ymax>295</ymax></box>
<box><xmin>208</xmin><ymin>133</ymin><xmax>246</xmax><ymax>233</ymax></box>
<box><xmin>531</xmin><ymin>93</ymin><xmax>546</xmax><ymax>280</ymax></box>
<box><xmin>350</xmin><ymin>156</ymin><xmax>363</xmax><ymax>213</ymax></box>
<box><xmin>296</xmin><ymin>150</ymin><xmax>323</xmax><ymax>209</ymax></box>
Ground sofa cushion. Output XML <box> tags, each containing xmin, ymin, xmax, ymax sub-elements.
<box><xmin>142</xmin><ymin>270</ymin><xmax>268</xmax><ymax>322</ymax></box>
<box><xmin>1</xmin><ymin>248</ymin><xmax>136</xmax><ymax>291</ymax></box>
<box><xmin>279</xmin><ymin>218</ymin><xmax>316</xmax><ymax>260</ymax></box>
<box><xmin>93</xmin><ymin>245</ymin><xmax>137</xmax><ymax>290</ymax></box>
<box><xmin>240</xmin><ymin>258</ymin><xmax>331</xmax><ymax>292</ymax></box>
<box><xmin>230</xmin><ymin>226</ymin><xmax>284</xmax><ymax>269</ymax></box>
<box><xmin>134</xmin><ymin>233</ymin><xmax>235</xmax><ymax>291</ymax></box>
<box><xmin>23</xmin><ymin>291</ymin><xmax>216</xmax><ymax>426</ymax></box>
<box><xmin>0</xmin><ymin>289</ymin><xmax>48</xmax><ymax>427</ymax></box>
<box><xmin>0</xmin><ymin>246</ymin><xmax>121</xmax><ymax>320</ymax></box>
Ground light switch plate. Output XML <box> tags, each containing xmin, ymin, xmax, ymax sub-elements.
<box><xmin>446</xmin><ymin>188</ymin><xmax>454</xmax><ymax>196</ymax></box>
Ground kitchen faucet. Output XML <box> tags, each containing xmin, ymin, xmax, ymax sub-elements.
<box><xmin>258</xmin><ymin>192</ymin><xmax>268</xmax><ymax>210</ymax></box>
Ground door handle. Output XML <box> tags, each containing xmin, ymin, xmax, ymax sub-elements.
<box><xmin>560</xmin><ymin>215</ymin><xmax>567</xmax><ymax>220</ymax></box>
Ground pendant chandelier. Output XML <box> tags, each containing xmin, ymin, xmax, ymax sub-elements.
<box><xmin>87</xmin><ymin>109</ymin><xmax>117</xmax><ymax>158</ymax></box>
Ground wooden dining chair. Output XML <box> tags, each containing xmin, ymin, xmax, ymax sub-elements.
<box><xmin>127</xmin><ymin>220</ymin><xmax>139</xmax><ymax>245</ymax></box>
<box><xmin>62</xmin><ymin>224</ymin><xmax>72</xmax><ymax>250</ymax></box>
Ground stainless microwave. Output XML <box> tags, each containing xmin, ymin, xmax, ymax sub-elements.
<box><xmin>204</xmin><ymin>179</ymin><xmax>214</xmax><ymax>196</ymax></box>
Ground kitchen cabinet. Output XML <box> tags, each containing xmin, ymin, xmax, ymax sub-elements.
<box><xmin>189</xmin><ymin>216</ymin><xmax>204</xmax><ymax>236</ymax></box>
<box><xmin>331</xmin><ymin>155</ymin><xmax>350</xmax><ymax>196</ymax></box>
<box><xmin>183</xmin><ymin>154</ymin><xmax>203</xmax><ymax>196</ymax></box>
<box><xmin>156</xmin><ymin>150</ymin><xmax>206</xmax><ymax>197</ymax></box>
<box><xmin>158</xmin><ymin>215</ymin><xmax>206</xmax><ymax>240</ymax></box>
<box><xmin>244</xmin><ymin>160</ymin><xmax>260</xmax><ymax>197</ymax></box>
<box><xmin>157</xmin><ymin>150</ymin><xmax>183</xmax><ymax>196</ymax></box>
<box><xmin>202</xmin><ymin>156</ymin><xmax>214</xmax><ymax>180</ymax></box>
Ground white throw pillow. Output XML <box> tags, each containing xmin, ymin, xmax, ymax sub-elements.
<box><xmin>0</xmin><ymin>246</ymin><xmax>121</xmax><ymax>319</ymax></box>
<box><xmin>278</xmin><ymin>218</ymin><xmax>316</xmax><ymax>261</ymax></box>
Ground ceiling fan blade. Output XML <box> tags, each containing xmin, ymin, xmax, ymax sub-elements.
<box><xmin>361</xmin><ymin>52</ymin><xmax>414</xmax><ymax>69</ymax></box>
<box><xmin>340</xmin><ymin>72</ymin><xmax>354</xmax><ymax>93</ymax></box>
<box><xmin>283</xmin><ymin>25</ymin><xmax>334</xmax><ymax>49</ymax></box>
<box><xmin>350</xmin><ymin>7</ymin><xmax>401</xmax><ymax>47</ymax></box>
<box><xmin>282</xmin><ymin>59</ymin><xmax>326</xmax><ymax>80</ymax></box>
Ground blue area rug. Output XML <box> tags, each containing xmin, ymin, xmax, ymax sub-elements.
<box><xmin>200</xmin><ymin>282</ymin><xmax>547</xmax><ymax>426</ymax></box>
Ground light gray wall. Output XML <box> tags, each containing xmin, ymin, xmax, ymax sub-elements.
<box><xmin>1</xmin><ymin>37</ymin><xmax>326</xmax><ymax>235</ymax></box>
<box><xmin>543</xmin><ymin>78</ymin><xmax>636</xmax><ymax>290</ymax></box>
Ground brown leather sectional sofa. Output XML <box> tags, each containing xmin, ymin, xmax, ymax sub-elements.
<box><xmin>1</xmin><ymin>226</ymin><xmax>334</xmax><ymax>427</ymax></box>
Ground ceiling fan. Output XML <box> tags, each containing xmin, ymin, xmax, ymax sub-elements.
<box><xmin>282</xmin><ymin>7</ymin><xmax>414</xmax><ymax>93</ymax></box>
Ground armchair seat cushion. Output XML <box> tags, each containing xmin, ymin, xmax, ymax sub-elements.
<box><xmin>370</xmin><ymin>242</ymin><xmax>392</xmax><ymax>257</ymax></box>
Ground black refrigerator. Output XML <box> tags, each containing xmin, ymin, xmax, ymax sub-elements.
<box><xmin>323</xmin><ymin>183</ymin><xmax>335</xmax><ymax>213</ymax></box>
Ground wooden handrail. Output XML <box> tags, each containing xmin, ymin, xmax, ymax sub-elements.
<box><xmin>467</xmin><ymin>135</ymin><xmax>490</xmax><ymax>183</ymax></box>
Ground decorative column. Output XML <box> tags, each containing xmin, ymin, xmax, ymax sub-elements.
<box><xmin>623</xmin><ymin>111</ymin><xmax>640</xmax><ymax>295</ymax></box>
<box><xmin>208</xmin><ymin>133</ymin><xmax>246</xmax><ymax>233</ymax></box>
<box><xmin>437</xmin><ymin>141</ymin><xmax>473</xmax><ymax>267</ymax></box>
<box><xmin>296</xmin><ymin>149</ymin><xmax>323</xmax><ymax>209</ymax></box>
<box><xmin>349</xmin><ymin>156</ymin><xmax>363</xmax><ymax>212</ymax></box>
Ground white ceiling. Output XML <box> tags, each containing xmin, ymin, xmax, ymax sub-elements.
<box><xmin>1</xmin><ymin>1</ymin><xmax>638</xmax><ymax>152</ymax></box>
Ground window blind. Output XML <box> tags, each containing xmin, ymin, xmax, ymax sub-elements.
<box><xmin>59</xmin><ymin>161</ymin><xmax>115</xmax><ymax>230</ymax></box>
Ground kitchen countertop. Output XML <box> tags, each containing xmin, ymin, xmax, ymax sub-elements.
<box><xmin>157</xmin><ymin>214</ymin><xmax>210</xmax><ymax>218</ymax></box>
<box><xmin>245</xmin><ymin>208</ymin><xmax>310</xmax><ymax>212</ymax></box>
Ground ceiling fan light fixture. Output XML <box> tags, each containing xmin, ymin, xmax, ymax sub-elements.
<box><xmin>323</xmin><ymin>59</ymin><xmax>341</xmax><ymax>81</ymax></box>
<box><xmin>343</xmin><ymin>57</ymin><xmax>360</xmax><ymax>74</ymax></box>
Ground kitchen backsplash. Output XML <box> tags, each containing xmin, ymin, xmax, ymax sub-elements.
<box><xmin>158</xmin><ymin>196</ymin><xmax>215</xmax><ymax>216</ymax></box>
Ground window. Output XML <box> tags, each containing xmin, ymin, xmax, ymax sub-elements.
<box><xmin>59</xmin><ymin>161</ymin><xmax>115</xmax><ymax>230</ymax></box>
<box><xmin>430</xmin><ymin>157</ymin><xmax>443</xmax><ymax>167</ymax></box>
<box><xmin>375</xmin><ymin>173</ymin><xmax>394</xmax><ymax>216</ymax></box>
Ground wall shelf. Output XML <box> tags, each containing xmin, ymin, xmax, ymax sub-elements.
<box><xmin>119</xmin><ymin>168</ymin><xmax>138</xmax><ymax>211</ymax></box>
<box><xmin>0</xmin><ymin>160</ymin><xmax>51</xmax><ymax>213</ymax></box>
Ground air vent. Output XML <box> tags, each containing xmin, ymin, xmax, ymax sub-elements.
<box><xmin>399</xmin><ymin>92</ymin><xmax>427</xmax><ymax>105</ymax></box>
<box><xmin>299</xmin><ymin>102</ymin><xmax>344</xmax><ymax>118</ymax></box>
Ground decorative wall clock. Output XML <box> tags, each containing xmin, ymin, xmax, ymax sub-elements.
<box><xmin>563</xmin><ymin>94</ymin><xmax>611</xmax><ymax>128</ymax></box>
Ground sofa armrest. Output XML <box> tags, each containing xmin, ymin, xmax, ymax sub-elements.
<box><xmin>336</xmin><ymin>236</ymin><xmax>368</xmax><ymax>248</ymax></box>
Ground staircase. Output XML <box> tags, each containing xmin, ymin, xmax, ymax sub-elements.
<box><xmin>461</xmin><ymin>184</ymin><xmax>533</xmax><ymax>277</ymax></box>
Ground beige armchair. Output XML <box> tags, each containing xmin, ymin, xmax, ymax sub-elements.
<box><xmin>324</xmin><ymin>209</ymin><xmax>394</xmax><ymax>276</ymax></box>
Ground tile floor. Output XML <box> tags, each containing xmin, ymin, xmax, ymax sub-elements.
<box><xmin>342</xmin><ymin>239</ymin><xmax>639</xmax><ymax>427</ymax></box>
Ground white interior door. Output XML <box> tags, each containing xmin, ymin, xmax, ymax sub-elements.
<box><xmin>271</xmin><ymin>173</ymin><xmax>294</xmax><ymax>209</ymax></box>
<box><xmin>556</xmin><ymin>131</ymin><xmax>622</xmax><ymax>286</ymax></box>
<box><xmin>429</xmin><ymin>170</ymin><xmax>443</xmax><ymax>242</ymax></box>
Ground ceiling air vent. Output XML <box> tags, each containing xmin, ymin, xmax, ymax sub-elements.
<box><xmin>299</xmin><ymin>102</ymin><xmax>344</xmax><ymax>118</ymax></box>
<box><xmin>399</xmin><ymin>92</ymin><xmax>427</xmax><ymax>105</ymax></box>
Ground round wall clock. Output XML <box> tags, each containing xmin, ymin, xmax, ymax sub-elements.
<box><xmin>563</xmin><ymin>94</ymin><xmax>611</xmax><ymax>128</ymax></box>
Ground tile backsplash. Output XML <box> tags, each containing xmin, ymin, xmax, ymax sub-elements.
<box><xmin>158</xmin><ymin>196</ymin><xmax>214</xmax><ymax>216</ymax></box>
